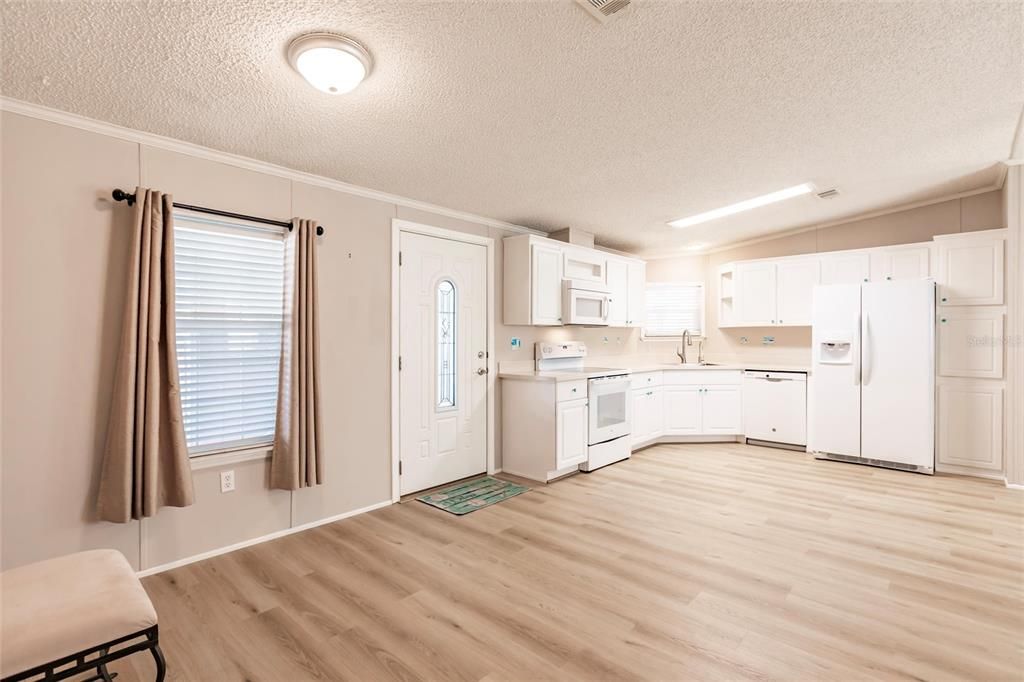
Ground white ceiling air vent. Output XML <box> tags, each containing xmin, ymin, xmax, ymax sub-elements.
<box><xmin>575</xmin><ymin>0</ymin><xmax>631</xmax><ymax>24</ymax></box>
<box><xmin>816</xmin><ymin>188</ymin><xmax>840</xmax><ymax>199</ymax></box>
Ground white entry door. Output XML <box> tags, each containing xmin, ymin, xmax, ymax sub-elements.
<box><xmin>399</xmin><ymin>231</ymin><xmax>488</xmax><ymax>495</ymax></box>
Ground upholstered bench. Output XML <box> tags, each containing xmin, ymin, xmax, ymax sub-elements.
<box><xmin>0</xmin><ymin>550</ymin><xmax>165</xmax><ymax>682</ymax></box>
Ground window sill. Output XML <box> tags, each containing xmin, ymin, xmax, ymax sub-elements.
<box><xmin>190</xmin><ymin>445</ymin><xmax>272</xmax><ymax>471</ymax></box>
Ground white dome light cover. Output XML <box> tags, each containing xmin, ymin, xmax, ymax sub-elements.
<box><xmin>287</xmin><ymin>33</ymin><xmax>373</xmax><ymax>95</ymax></box>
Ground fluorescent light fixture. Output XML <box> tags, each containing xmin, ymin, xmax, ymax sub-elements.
<box><xmin>668</xmin><ymin>183</ymin><xmax>815</xmax><ymax>228</ymax></box>
<box><xmin>287</xmin><ymin>33</ymin><xmax>372</xmax><ymax>95</ymax></box>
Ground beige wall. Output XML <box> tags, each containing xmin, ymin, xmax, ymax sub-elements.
<box><xmin>0</xmin><ymin>112</ymin><xmax>648</xmax><ymax>571</ymax></box>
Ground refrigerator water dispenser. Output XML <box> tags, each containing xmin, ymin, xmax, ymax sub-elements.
<box><xmin>818</xmin><ymin>331</ymin><xmax>853</xmax><ymax>364</ymax></box>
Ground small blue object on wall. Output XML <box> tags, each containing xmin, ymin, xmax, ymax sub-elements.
<box><xmin>510</xmin><ymin>337</ymin><xmax>521</xmax><ymax>348</ymax></box>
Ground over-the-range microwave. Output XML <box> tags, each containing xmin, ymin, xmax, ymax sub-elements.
<box><xmin>562</xmin><ymin>279</ymin><xmax>610</xmax><ymax>325</ymax></box>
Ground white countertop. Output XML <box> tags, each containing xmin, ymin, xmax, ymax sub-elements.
<box><xmin>498</xmin><ymin>361</ymin><xmax>809</xmax><ymax>382</ymax></box>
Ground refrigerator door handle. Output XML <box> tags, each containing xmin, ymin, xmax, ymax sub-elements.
<box><xmin>854</xmin><ymin>314</ymin><xmax>861</xmax><ymax>386</ymax></box>
<box><xmin>862</xmin><ymin>312</ymin><xmax>872</xmax><ymax>386</ymax></box>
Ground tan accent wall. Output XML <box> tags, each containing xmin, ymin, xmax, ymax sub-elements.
<box><xmin>1</xmin><ymin>114</ymin><xmax>143</xmax><ymax>569</ymax></box>
<box><xmin>0</xmin><ymin>112</ymin><xmax>650</xmax><ymax>571</ymax></box>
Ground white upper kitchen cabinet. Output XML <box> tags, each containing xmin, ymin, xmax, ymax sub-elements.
<box><xmin>820</xmin><ymin>251</ymin><xmax>870</xmax><ymax>285</ymax></box>
<box><xmin>938</xmin><ymin>309</ymin><xmax>1004</xmax><ymax>379</ymax></box>
<box><xmin>735</xmin><ymin>262</ymin><xmax>778</xmax><ymax>326</ymax></box>
<box><xmin>935</xmin><ymin>231</ymin><xmax>1006</xmax><ymax>306</ymax></box>
<box><xmin>531</xmin><ymin>244</ymin><xmax>563</xmax><ymax>325</ymax></box>
<box><xmin>503</xmin><ymin>234</ymin><xmax>645</xmax><ymax>327</ymax></box>
<box><xmin>870</xmin><ymin>245</ymin><xmax>931</xmax><ymax>282</ymax></box>
<box><xmin>563</xmin><ymin>247</ymin><xmax>606</xmax><ymax>284</ymax></box>
<box><xmin>626</xmin><ymin>260</ymin><xmax>646</xmax><ymax>327</ymax></box>
<box><xmin>775</xmin><ymin>258</ymin><xmax>820</xmax><ymax>326</ymax></box>
<box><xmin>503</xmin><ymin>235</ymin><xmax>563</xmax><ymax>325</ymax></box>
<box><xmin>606</xmin><ymin>258</ymin><xmax>629</xmax><ymax>326</ymax></box>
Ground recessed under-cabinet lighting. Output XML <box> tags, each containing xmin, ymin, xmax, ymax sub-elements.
<box><xmin>668</xmin><ymin>183</ymin><xmax>815</xmax><ymax>228</ymax></box>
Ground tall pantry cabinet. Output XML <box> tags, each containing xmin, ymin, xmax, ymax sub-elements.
<box><xmin>934</xmin><ymin>230</ymin><xmax>1008</xmax><ymax>477</ymax></box>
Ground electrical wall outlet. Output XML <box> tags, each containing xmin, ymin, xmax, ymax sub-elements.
<box><xmin>739</xmin><ymin>336</ymin><xmax>749</xmax><ymax>344</ymax></box>
<box><xmin>220</xmin><ymin>470</ymin><xmax>236</xmax><ymax>493</ymax></box>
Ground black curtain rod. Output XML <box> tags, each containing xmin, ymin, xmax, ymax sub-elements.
<box><xmin>111</xmin><ymin>189</ymin><xmax>325</xmax><ymax>236</ymax></box>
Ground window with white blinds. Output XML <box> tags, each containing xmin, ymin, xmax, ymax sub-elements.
<box><xmin>174</xmin><ymin>214</ymin><xmax>286</xmax><ymax>456</ymax></box>
<box><xmin>643</xmin><ymin>282</ymin><xmax>704</xmax><ymax>337</ymax></box>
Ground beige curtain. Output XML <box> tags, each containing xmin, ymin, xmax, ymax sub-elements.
<box><xmin>97</xmin><ymin>188</ymin><xmax>194</xmax><ymax>523</ymax></box>
<box><xmin>270</xmin><ymin>218</ymin><xmax>323</xmax><ymax>490</ymax></box>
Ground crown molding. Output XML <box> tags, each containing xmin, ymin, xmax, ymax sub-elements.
<box><xmin>0</xmin><ymin>97</ymin><xmax>544</xmax><ymax>237</ymax></box>
<box><xmin>642</xmin><ymin>175</ymin><xmax>1008</xmax><ymax>260</ymax></box>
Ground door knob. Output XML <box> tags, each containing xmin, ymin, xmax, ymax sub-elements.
<box><xmin>476</xmin><ymin>367</ymin><xmax>489</xmax><ymax>375</ymax></box>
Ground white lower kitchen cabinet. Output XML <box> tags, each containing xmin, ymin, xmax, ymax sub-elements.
<box><xmin>556</xmin><ymin>397</ymin><xmax>589</xmax><ymax>469</ymax></box>
<box><xmin>700</xmin><ymin>386</ymin><xmax>742</xmax><ymax>434</ymax></box>
<box><xmin>937</xmin><ymin>382</ymin><xmax>1003</xmax><ymax>473</ymax></box>
<box><xmin>662</xmin><ymin>385</ymin><xmax>702</xmax><ymax>435</ymax></box>
<box><xmin>631</xmin><ymin>387</ymin><xmax>664</xmax><ymax>447</ymax></box>
<box><xmin>502</xmin><ymin>378</ymin><xmax>589</xmax><ymax>481</ymax></box>
<box><xmin>634</xmin><ymin>370</ymin><xmax>744</xmax><ymax>443</ymax></box>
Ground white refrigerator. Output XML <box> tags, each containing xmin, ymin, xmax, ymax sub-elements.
<box><xmin>809</xmin><ymin>279</ymin><xmax>935</xmax><ymax>473</ymax></box>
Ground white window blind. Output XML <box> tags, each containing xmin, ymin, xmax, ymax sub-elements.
<box><xmin>643</xmin><ymin>282</ymin><xmax>704</xmax><ymax>337</ymax></box>
<box><xmin>174</xmin><ymin>214</ymin><xmax>286</xmax><ymax>456</ymax></box>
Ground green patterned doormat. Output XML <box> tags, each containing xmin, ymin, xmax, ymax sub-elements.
<box><xmin>417</xmin><ymin>476</ymin><xmax>528</xmax><ymax>515</ymax></box>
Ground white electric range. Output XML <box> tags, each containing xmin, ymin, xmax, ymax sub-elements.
<box><xmin>535</xmin><ymin>342</ymin><xmax>632</xmax><ymax>472</ymax></box>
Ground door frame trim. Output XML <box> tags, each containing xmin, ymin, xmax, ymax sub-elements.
<box><xmin>390</xmin><ymin>218</ymin><xmax>496</xmax><ymax>502</ymax></box>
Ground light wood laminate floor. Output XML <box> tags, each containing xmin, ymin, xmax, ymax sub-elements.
<box><xmin>114</xmin><ymin>444</ymin><xmax>1022</xmax><ymax>681</ymax></box>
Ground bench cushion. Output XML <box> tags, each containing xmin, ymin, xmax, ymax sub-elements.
<box><xmin>1</xmin><ymin>549</ymin><xmax>157</xmax><ymax>677</ymax></box>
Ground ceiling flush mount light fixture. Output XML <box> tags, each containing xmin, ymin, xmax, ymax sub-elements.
<box><xmin>287</xmin><ymin>33</ymin><xmax>372</xmax><ymax>94</ymax></box>
<box><xmin>668</xmin><ymin>182</ymin><xmax>815</xmax><ymax>228</ymax></box>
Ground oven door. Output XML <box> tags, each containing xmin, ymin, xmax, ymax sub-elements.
<box><xmin>563</xmin><ymin>287</ymin><xmax>609</xmax><ymax>325</ymax></box>
<box><xmin>588</xmin><ymin>376</ymin><xmax>632</xmax><ymax>444</ymax></box>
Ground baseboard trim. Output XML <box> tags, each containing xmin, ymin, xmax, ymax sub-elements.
<box><xmin>1005</xmin><ymin>479</ymin><xmax>1024</xmax><ymax>490</ymax></box>
<box><xmin>136</xmin><ymin>499</ymin><xmax>392</xmax><ymax>577</ymax></box>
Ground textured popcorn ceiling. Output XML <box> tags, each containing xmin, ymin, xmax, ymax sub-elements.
<box><xmin>1</xmin><ymin>1</ymin><xmax>1021</xmax><ymax>254</ymax></box>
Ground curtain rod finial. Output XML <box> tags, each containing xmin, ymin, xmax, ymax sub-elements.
<box><xmin>112</xmin><ymin>189</ymin><xmax>136</xmax><ymax>206</ymax></box>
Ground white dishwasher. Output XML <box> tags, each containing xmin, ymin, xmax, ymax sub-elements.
<box><xmin>742</xmin><ymin>370</ymin><xmax>807</xmax><ymax>448</ymax></box>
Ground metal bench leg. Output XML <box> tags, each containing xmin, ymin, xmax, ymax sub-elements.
<box><xmin>150</xmin><ymin>643</ymin><xmax>166</xmax><ymax>682</ymax></box>
<box><xmin>96</xmin><ymin>647</ymin><xmax>117</xmax><ymax>682</ymax></box>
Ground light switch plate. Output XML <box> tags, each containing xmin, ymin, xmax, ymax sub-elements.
<box><xmin>220</xmin><ymin>470</ymin><xmax>236</xmax><ymax>493</ymax></box>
